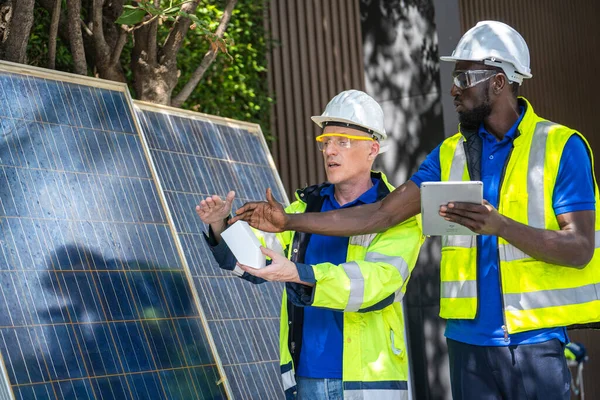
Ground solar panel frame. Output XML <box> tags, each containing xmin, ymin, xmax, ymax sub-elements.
<box><xmin>133</xmin><ymin>101</ymin><xmax>289</xmax><ymax>400</ymax></box>
<box><xmin>0</xmin><ymin>61</ymin><xmax>231</xmax><ymax>399</ymax></box>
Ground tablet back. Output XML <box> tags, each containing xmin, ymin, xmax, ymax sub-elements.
<box><xmin>421</xmin><ymin>181</ymin><xmax>483</xmax><ymax>236</ymax></box>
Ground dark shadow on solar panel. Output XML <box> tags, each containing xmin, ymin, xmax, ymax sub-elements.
<box><xmin>135</xmin><ymin>106</ymin><xmax>287</xmax><ymax>400</ymax></box>
<box><xmin>0</xmin><ymin>68</ymin><xmax>226</xmax><ymax>400</ymax></box>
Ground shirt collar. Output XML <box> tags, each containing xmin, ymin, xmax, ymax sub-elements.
<box><xmin>321</xmin><ymin>178</ymin><xmax>381</xmax><ymax>208</ymax></box>
<box><xmin>478</xmin><ymin>106</ymin><xmax>525</xmax><ymax>142</ymax></box>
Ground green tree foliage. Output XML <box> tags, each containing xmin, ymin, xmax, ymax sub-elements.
<box><xmin>175</xmin><ymin>0</ymin><xmax>273</xmax><ymax>140</ymax></box>
<box><xmin>26</xmin><ymin>0</ymin><xmax>272</xmax><ymax>139</ymax></box>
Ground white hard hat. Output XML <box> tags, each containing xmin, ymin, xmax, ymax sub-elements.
<box><xmin>440</xmin><ymin>20</ymin><xmax>532</xmax><ymax>85</ymax></box>
<box><xmin>311</xmin><ymin>90</ymin><xmax>387</xmax><ymax>141</ymax></box>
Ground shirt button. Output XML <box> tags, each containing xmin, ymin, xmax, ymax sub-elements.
<box><xmin>489</xmin><ymin>155</ymin><xmax>494</xmax><ymax>160</ymax></box>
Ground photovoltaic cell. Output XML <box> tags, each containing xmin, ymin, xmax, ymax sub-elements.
<box><xmin>134</xmin><ymin>103</ymin><xmax>288</xmax><ymax>400</ymax></box>
<box><xmin>0</xmin><ymin>63</ymin><xmax>227</xmax><ymax>399</ymax></box>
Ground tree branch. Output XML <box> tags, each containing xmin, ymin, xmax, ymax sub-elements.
<box><xmin>65</xmin><ymin>0</ymin><xmax>87</xmax><ymax>73</ymax></box>
<box><xmin>0</xmin><ymin>0</ymin><xmax>35</xmax><ymax>63</ymax></box>
<box><xmin>80</xmin><ymin>19</ymin><xmax>92</xmax><ymax>36</ymax></box>
<box><xmin>110</xmin><ymin>25</ymin><xmax>127</xmax><ymax>66</ymax></box>
<box><xmin>91</xmin><ymin>0</ymin><xmax>109</xmax><ymax>58</ymax></box>
<box><xmin>48</xmin><ymin>0</ymin><xmax>61</xmax><ymax>69</ymax></box>
<box><xmin>146</xmin><ymin>0</ymin><xmax>160</xmax><ymax>64</ymax></box>
<box><xmin>171</xmin><ymin>0</ymin><xmax>237</xmax><ymax>107</ymax></box>
<box><xmin>160</xmin><ymin>0</ymin><xmax>201</xmax><ymax>64</ymax></box>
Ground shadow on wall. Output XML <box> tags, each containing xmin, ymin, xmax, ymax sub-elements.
<box><xmin>360</xmin><ymin>1</ymin><xmax>450</xmax><ymax>399</ymax></box>
<box><xmin>361</xmin><ymin>0</ymin><xmax>444</xmax><ymax>184</ymax></box>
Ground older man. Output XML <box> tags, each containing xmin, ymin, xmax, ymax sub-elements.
<box><xmin>233</xmin><ymin>21</ymin><xmax>600</xmax><ymax>400</ymax></box>
<box><xmin>197</xmin><ymin>90</ymin><xmax>423</xmax><ymax>400</ymax></box>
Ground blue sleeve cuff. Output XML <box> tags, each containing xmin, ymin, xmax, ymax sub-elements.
<box><xmin>202</xmin><ymin>231</ymin><xmax>235</xmax><ymax>271</ymax></box>
<box><xmin>295</xmin><ymin>263</ymin><xmax>316</xmax><ymax>284</ymax></box>
<box><xmin>409</xmin><ymin>176</ymin><xmax>424</xmax><ymax>188</ymax></box>
<box><xmin>203</xmin><ymin>231</ymin><xmax>268</xmax><ymax>284</ymax></box>
<box><xmin>286</xmin><ymin>282</ymin><xmax>315</xmax><ymax>307</ymax></box>
<box><xmin>554</xmin><ymin>202</ymin><xmax>596</xmax><ymax>216</ymax></box>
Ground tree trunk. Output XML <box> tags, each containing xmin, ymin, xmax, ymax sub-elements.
<box><xmin>132</xmin><ymin>57</ymin><xmax>178</xmax><ymax>105</ymax></box>
<box><xmin>48</xmin><ymin>0</ymin><xmax>61</xmax><ymax>69</ymax></box>
<box><xmin>0</xmin><ymin>0</ymin><xmax>35</xmax><ymax>63</ymax></box>
<box><xmin>91</xmin><ymin>0</ymin><xmax>125</xmax><ymax>82</ymax></box>
<box><xmin>131</xmin><ymin>10</ymin><xmax>178</xmax><ymax>105</ymax></box>
<box><xmin>66</xmin><ymin>0</ymin><xmax>87</xmax><ymax>74</ymax></box>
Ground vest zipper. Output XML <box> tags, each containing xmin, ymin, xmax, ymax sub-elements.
<box><xmin>496</xmin><ymin>144</ymin><xmax>515</xmax><ymax>343</ymax></box>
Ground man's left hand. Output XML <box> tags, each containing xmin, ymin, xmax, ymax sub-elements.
<box><xmin>440</xmin><ymin>200</ymin><xmax>507</xmax><ymax>236</ymax></box>
<box><xmin>237</xmin><ymin>247</ymin><xmax>314</xmax><ymax>286</ymax></box>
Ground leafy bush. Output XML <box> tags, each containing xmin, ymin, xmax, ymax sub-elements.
<box><xmin>27</xmin><ymin>0</ymin><xmax>272</xmax><ymax>140</ymax></box>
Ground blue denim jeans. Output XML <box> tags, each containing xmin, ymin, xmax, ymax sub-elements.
<box><xmin>296</xmin><ymin>377</ymin><xmax>343</xmax><ymax>400</ymax></box>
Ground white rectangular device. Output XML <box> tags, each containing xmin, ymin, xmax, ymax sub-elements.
<box><xmin>420</xmin><ymin>181</ymin><xmax>483</xmax><ymax>236</ymax></box>
<box><xmin>221</xmin><ymin>220</ymin><xmax>266</xmax><ymax>269</ymax></box>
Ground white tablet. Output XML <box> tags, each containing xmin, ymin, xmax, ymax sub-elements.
<box><xmin>221</xmin><ymin>221</ymin><xmax>266</xmax><ymax>269</ymax></box>
<box><xmin>420</xmin><ymin>181</ymin><xmax>483</xmax><ymax>236</ymax></box>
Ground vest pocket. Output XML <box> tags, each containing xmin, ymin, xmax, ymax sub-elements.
<box><xmin>390</xmin><ymin>329</ymin><xmax>404</xmax><ymax>357</ymax></box>
<box><xmin>383</xmin><ymin>307</ymin><xmax>406</xmax><ymax>359</ymax></box>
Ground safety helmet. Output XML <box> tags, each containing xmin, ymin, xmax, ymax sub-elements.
<box><xmin>311</xmin><ymin>90</ymin><xmax>387</xmax><ymax>141</ymax></box>
<box><xmin>440</xmin><ymin>20</ymin><xmax>532</xmax><ymax>85</ymax></box>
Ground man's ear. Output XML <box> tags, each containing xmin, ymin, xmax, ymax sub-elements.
<box><xmin>493</xmin><ymin>73</ymin><xmax>508</xmax><ymax>94</ymax></box>
<box><xmin>368</xmin><ymin>141</ymin><xmax>380</xmax><ymax>160</ymax></box>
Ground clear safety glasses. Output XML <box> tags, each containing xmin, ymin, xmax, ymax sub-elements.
<box><xmin>315</xmin><ymin>133</ymin><xmax>375</xmax><ymax>151</ymax></box>
<box><xmin>452</xmin><ymin>69</ymin><xmax>498</xmax><ymax>90</ymax></box>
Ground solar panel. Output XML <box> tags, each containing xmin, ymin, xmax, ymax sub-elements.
<box><xmin>134</xmin><ymin>102</ymin><xmax>288</xmax><ymax>400</ymax></box>
<box><xmin>0</xmin><ymin>62</ymin><xmax>228</xmax><ymax>399</ymax></box>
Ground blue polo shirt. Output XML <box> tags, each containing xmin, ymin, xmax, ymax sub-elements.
<box><xmin>410</xmin><ymin>110</ymin><xmax>596</xmax><ymax>346</ymax></box>
<box><xmin>296</xmin><ymin>178</ymin><xmax>381</xmax><ymax>377</ymax></box>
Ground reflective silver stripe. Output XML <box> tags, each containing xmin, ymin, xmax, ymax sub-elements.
<box><xmin>595</xmin><ymin>230</ymin><xmax>600</xmax><ymax>247</ymax></box>
<box><xmin>350</xmin><ymin>233</ymin><xmax>377</xmax><ymax>248</ymax></box>
<box><xmin>342</xmin><ymin>261</ymin><xmax>365</xmax><ymax>312</ymax></box>
<box><xmin>441</xmin><ymin>280</ymin><xmax>477</xmax><ymax>299</ymax></box>
<box><xmin>344</xmin><ymin>389</ymin><xmax>408</xmax><ymax>400</ymax></box>
<box><xmin>442</xmin><ymin>235</ymin><xmax>476</xmax><ymax>248</ymax></box>
<box><xmin>504</xmin><ymin>283</ymin><xmax>600</xmax><ymax>311</ymax></box>
<box><xmin>261</xmin><ymin>231</ymin><xmax>285</xmax><ymax>257</ymax></box>
<box><xmin>527</xmin><ymin>121</ymin><xmax>554</xmax><ymax>228</ymax></box>
<box><xmin>394</xmin><ymin>289</ymin><xmax>404</xmax><ymax>303</ymax></box>
<box><xmin>498</xmin><ymin>243</ymin><xmax>532</xmax><ymax>262</ymax></box>
<box><xmin>281</xmin><ymin>369</ymin><xmax>296</xmax><ymax>391</ymax></box>
<box><xmin>365</xmin><ymin>252</ymin><xmax>409</xmax><ymax>282</ymax></box>
<box><xmin>390</xmin><ymin>330</ymin><xmax>403</xmax><ymax>356</ymax></box>
<box><xmin>232</xmin><ymin>265</ymin><xmax>244</xmax><ymax>277</ymax></box>
<box><xmin>449</xmin><ymin>136</ymin><xmax>466</xmax><ymax>181</ymax></box>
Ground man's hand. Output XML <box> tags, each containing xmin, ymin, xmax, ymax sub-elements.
<box><xmin>238</xmin><ymin>246</ymin><xmax>314</xmax><ymax>286</ymax></box>
<box><xmin>440</xmin><ymin>200</ymin><xmax>508</xmax><ymax>236</ymax></box>
<box><xmin>196</xmin><ymin>191</ymin><xmax>235</xmax><ymax>225</ymax></box>
<box><xmin>196</xmin><ymin>191</ymin><xmax>235</xmax><ymax>242</ymax></box>
<box><xmin>231</xmin><ymin>188</ymin><xmax>288</xmax><ymax>233</ymax></box>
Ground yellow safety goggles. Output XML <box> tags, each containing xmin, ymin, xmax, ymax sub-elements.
<box><xmin>315</xmin><ymin>133</ymin><xmax>375</xmax><ymax>151</ymax></box>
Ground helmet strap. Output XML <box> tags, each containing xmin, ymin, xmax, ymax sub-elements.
<box><xmin>322</xmin><ymin>121</ymin><xmax>378</xmax><ymax>140</ymax></box>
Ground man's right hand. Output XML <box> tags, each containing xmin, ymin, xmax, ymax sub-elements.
<box><xmin>231</xmin><ymin>188</ymin><xmax>288</xmax><ymax>233</ymax></box>
<box><xmin>196</xmin><ymin>191</ymin><xmax>236</xmax><ymax>241</ymax></box>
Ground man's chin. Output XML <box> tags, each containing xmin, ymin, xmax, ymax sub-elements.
<box><xmin>458</xmin><ymin>114</ymin><xmax>483</xmax><ymax>131</ymax></box>
<box><xmin>325</xmin><ymin>172</ymin><xmax>342</xmax><ymax>185</ymax></box>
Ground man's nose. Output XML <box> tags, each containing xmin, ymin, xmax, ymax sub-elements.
<box><xmin>451</xmin><ymin>84</ymin><xmax>462</xmax><ymax>97</ymax></box>
<box><xmin>324</xmin><ymin>144</ymin><xmax>338</xmax><ymax>156</ymax></box>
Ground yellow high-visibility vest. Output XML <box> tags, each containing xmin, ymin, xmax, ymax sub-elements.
<box><xmin>438</xmin><ymin>97</ymin><xmax>600</xmax><ymax>334</ymax></box>
<box><xmin>255</xmin><ymin>172</ymin><xmax>424</xmax><ymax>399</ymax></box>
